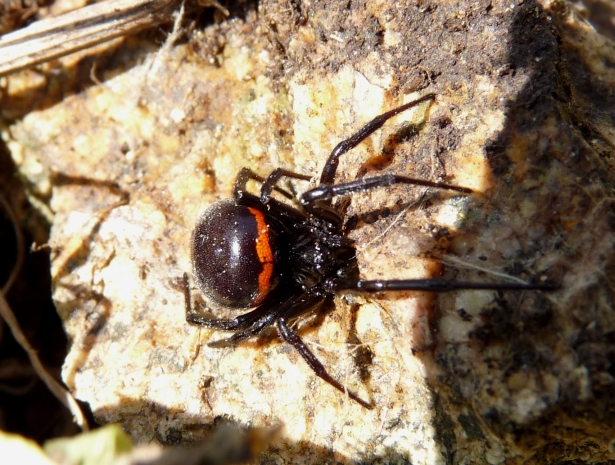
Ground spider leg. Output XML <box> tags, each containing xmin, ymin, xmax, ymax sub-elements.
<box><xmin>186</xmin><ymin>305</ymin><xmax>271</xmax><ymax>331</ymax></box>
<box><xmin>207</xmin><ymin>306</ymin><xmax>285</xmax><ymax>347</ymax></box>
<box><xmin>275</xmin><ymin>298</ymin><xmax>374</xmax><ymax>409</ymax></box>
<box><xmin>206</xmin><ymin>292</ymin><xmax>321</xmax><ymax>346</ymax></box>
<box><xmin>277</xmin><ymin>316</ymin><xmax>373</xmax><ymax>409</ymax></box>
<box><xmin>183</xmin><ymin>273</ymin><xmax>274</xmax><ymax>331</ymax></box>
<box><xmin>319</xmin><ymin>93</ymin><xmax>436</xmax><ymax>185</ymax></box>
<box><xmin>259</xmin><ymin>168</ymin><xmax>312</xmax><ymax>204</ymax></box>
<box><xmin>301</xmin><ymin>173</ymin><xmax>472</xmax><ymax>214</ymax></box>
<box><xmin>233</xmin><ymin>167</ymin><xmax>295</xmax><ymax>201</ymax></box>
<box><xmin>337</xmin><ymin>278</ymin><xmax>557</xmax><ymax>292</ymax></box>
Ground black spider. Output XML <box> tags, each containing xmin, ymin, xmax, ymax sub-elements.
<box><xmin>183</xmin><ymin>93</ymin><xmax>553</xmax><ymax>408</ymax></box>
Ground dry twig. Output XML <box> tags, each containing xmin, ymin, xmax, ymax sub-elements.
<box><xmin>0</xmin><ymin>0</ymin><xmax>181</xmax><ymax>77</ymax></box>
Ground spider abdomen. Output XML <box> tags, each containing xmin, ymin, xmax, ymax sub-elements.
<box><xmin>191</xmin><ymin>200</ymin><xmax>277</xmax><ymax>309</ymax></box>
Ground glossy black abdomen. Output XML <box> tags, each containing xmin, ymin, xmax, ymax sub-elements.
<box><xmin>191</xmin><ymin>200</ymin><xmax>277</xmax><ymax>308</ymax></box>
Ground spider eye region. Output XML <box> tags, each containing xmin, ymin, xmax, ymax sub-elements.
<box><xmin>191</xmin><ymin>200</ymin><xmax>277</xmax><ymax>309</ymax></box>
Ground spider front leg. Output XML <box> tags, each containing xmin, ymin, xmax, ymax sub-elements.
<box><xmin>232</xmin><ymin>167</ymin><xmax>296</xmax><ymax>202</ymax></box>
<box><xmin>319</xmin><ymin>93</ymin><xmax>436</xmax><ymax>185</ymax></box>
<box><xmin>259</xmin><ymin>168</ymin><xmax>312</xmax><ymax>204</ymax></box>
<box><xmin>347</xmin><ymin>277</ymin><xmax>557</xmax><ymax>293</ymax></box>
<box><xmin>301</xmin><ymin>172</ymin><xmax>473</xmax><ymax>216</ymax></box>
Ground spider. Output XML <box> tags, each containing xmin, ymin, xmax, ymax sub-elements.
<box><xmin>183</xmin><ymin>93</ymin><xmax>554</xmax><ymax>409</ymax></box>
